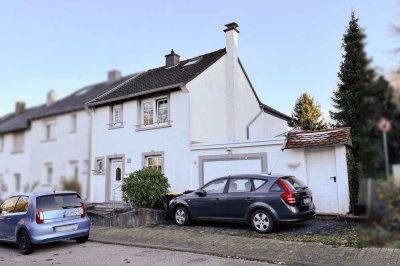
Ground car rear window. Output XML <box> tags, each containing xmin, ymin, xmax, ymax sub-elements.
<box><xmin>280</xmin><ymin>176</ymin><xmax>307</xmax><ymax>191</ymax></box>
<box><xmin>36</xmin><ymin>194</ymin><xmax>82</xmax><ymax>211</ymax></box>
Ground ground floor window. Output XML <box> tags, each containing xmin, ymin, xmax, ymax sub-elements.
<box><xmin>142</xmin><ymin>151</ymin><xmax>164</xmax><ymax>172</ymax></box>
<box><xmin>14</xmin><ymin>173</ymin><xmax>21</xmax><ymax>191</ymax></box>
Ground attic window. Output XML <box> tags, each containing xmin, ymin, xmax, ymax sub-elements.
<box><xmin>183</xmin><ymin>57</ymin><xmax>202</xmax><ymax>67</ymax></box>
<box><xmin>75</xmin><ymin>86</ymin><xmax>93</xmax><ymax>96</ymax></box>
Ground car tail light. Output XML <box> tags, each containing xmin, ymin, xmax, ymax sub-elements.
<box><xmin>80</xmin><ymin>202</ymin><xmax>86</xmax><ymax>218</ymax></box>
<box><xmin>278</xmin><ymin>179</ymin><xmax>296</xmax><ymax>206</ymax></box>
<box><xmin>36</xmin><ymin>209</ymin><xmax>44</xmax><ymax>224</ymax></box>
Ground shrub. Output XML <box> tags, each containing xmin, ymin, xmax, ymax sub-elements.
<box><xmin>62</xmin><ymin>179</ymin><xmax>82</xmax><ymax>194</ymax></box>
<box><xmin>122</xmin><ymin>167</ymin><xmax>170</xmax><ymax>208</ymax></box>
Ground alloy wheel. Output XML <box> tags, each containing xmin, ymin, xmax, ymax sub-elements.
<box><xmin>175</xmin><ymin>209</ymin><xmax>186</xmax><ymax>225</ymax></box>
<box><xmin>253</xmin><ymin>212</ymin><xmax>270</xmax><ymax>231</ymax></box>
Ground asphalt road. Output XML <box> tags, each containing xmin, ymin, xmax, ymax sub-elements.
<box><xmin>0</xmin><ymin>241</ymin><xmax>274</xmax><ymax>266</ymax></box>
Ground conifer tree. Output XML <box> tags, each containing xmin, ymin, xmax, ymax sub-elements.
<box><xmin>289</xmin><ymin>93</ymin><xmax>327</xmax><ymax>130</ymax></box>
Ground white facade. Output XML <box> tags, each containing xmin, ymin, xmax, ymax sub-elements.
<box><xmin>29</xmin><ymin>110</ymin><xmax>91</xmax><ymax>198</ymax></box>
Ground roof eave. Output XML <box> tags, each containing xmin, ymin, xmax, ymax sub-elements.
<box><xmin>87</xmin><ymin>83</ymin><xmax>185</xmax><ymax>107</ymax></box>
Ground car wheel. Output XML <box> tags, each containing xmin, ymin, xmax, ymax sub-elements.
<box><xmin>18</xmin><ymin>230</ymin><xmax>33</xmax><ymax>255</ymax></box>
<box><xmin>250</xmin><ymin>210</ymin><xmax>274</xmax><ymax>233</ymax></box>
<box><xmin>174</xmin><ymin>206</ymin><xmax>189</xmax><ymax>226</ymax></box>
<box><xmin>75</xmin><ymin>234</ymin><xmax>89</xmax><ymax>244</ymax></box>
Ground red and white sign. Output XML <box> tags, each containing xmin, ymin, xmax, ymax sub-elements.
<box><xmin>378</xmin><ymin>118</ymin><xmax>392</xmax><ymax>133</ymax></box>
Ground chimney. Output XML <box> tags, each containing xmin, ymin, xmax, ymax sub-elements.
<box><xmin>15</xmin><ymin>101</ymin><xmax>26</xmax><ymax>114</ymax></box>
<box><xmin>165</xmin><ymin>49</ymin><xmax>180</xmax><ymax>67</ymax></box>
<box><xmin>224</xmin><ymin>22</ymin><xmax>240</xmax><ymax>141</ymax></box>
<box><xmin>47</xmin><ymin>90</ymin><xmax>57</xmax><ymax>106</ymax></box>
<box><xmin>108</xmin><ymin>70</ymin><xmax>122</xmax><ymax>83</ymax></box>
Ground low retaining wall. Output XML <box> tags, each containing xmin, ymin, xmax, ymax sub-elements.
<box><xmin>88</xmin><ymin>208</ymin><xmax>167</xmax><ymax>228</ymax></box>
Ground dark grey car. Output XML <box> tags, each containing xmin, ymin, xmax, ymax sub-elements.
<box><xmin>169</xmin><ymin>174</ymin><xmax>315</xmax><ymax>233</ymax></box>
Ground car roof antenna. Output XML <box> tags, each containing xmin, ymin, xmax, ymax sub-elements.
<box><xmin>268</xmin><ymin>150</ymin><xmax>284</xmax><ymax>175</ymax></box>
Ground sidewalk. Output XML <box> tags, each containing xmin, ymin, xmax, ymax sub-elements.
<box><xmin>89</xmin><ymin>225</ymin><xmax>400</xmax><ymax>266</ymax></box>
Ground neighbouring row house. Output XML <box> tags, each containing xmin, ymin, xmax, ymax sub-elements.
<box><xmin>0</xmin><ymin>22</ymin><xmax>351</xmax><ymax>215</ymax></box>
<box><xmin>0</xmin><ymin>72</ymin><xmax>141</xmax><ymax>200</ymax></box>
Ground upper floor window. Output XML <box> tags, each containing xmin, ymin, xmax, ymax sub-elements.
<box><xmin>44</xmin><ymin>120</ymin><xmax>56</xmax><ymax>141</ymax></box>
<box><xmin>109</xmin><ymin>104</ymin><xmax>123</xmax><ymax>128</ymax></box>
<box><xmin>0</xmin><ymin>135</ymin><xmax>3</xmax><ymax>152</ymax></box>
<box><xmin>141</xmin><ymin>97</ymin><xmax>169</xmax><ymax>127</ymax></box>
<box><xmin>13</xmin><ymin>132</ymin><xmax>24</xmax><ymax>153</ymax></box>
<box><xmin>70</xmin><ymin>114</ymin><xmax>77</xmax><ymax>133</ymax></box>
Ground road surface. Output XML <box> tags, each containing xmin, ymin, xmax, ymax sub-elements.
<box><xmin>0</xmin><ymin>240</ymin><xmax>274</xmax><ymax>265</ymax></box>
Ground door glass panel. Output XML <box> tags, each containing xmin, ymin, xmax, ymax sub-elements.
<box><xmin>202</xmin><ymin>179</ymin><xmax>227</xmax><ymax>194</ymax></box>
<box><xmin>14</xmin><ymin>196</ymin><xmax>29</xmax><ymax>213</ymax></box>
<box><xmin>115</xmin><ymin>167</ymin><xmax>122</xmax><ymax>181</ymax></box>
<box><xmin>228</xmin><ymin>179</ymin><xmax>252</xmax><ymax>193</ymax></box>
<box><xmin>0</xmin><ymin>197</ymin><xmax>19</xmax><ymax>214</ymax></box>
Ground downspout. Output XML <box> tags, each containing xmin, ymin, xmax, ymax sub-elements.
<box><xmin>84</xmin><ymin>106</ymin><xmax>93</xmax><ymax>202</ymax></box>
<box><xmin>246</xmin><ymin>109</ymin><xmax>263</xmax><ymax>140</ymax></box>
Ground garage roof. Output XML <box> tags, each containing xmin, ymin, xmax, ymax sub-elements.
<box><xmin>282</xmin><ymin>127</ymin><xmax>351</xmax><ymax>150</ymax></box>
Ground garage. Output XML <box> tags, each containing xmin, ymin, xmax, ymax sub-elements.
<box><xmin>199</xmin><ymin>153</ymin><xmax>268</xmax><ymax>185</ymax></box>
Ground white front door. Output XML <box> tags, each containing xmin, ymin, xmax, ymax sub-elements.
<box><xmin>306</xmin><ymin>148</ymin><xmax>338</xmax><ymax>214</ymax></box>
<box><xmin>110</xmin><ymin>159</ymin><xmax>123</xmax><ymax>201</ymax></box>
<box><xmin>203</xmin><ymin>159</ymin><xmax>262</xmax><ymax>185</ymax></box>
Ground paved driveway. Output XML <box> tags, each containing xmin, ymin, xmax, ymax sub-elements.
<box><xmin>0</xmin><ymin>241</ymin><xmax>273</xmax><ymax>266</ymax></box>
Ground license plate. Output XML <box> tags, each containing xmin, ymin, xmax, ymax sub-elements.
<box><xmin>54</xmin><ymin>224</ymin><xmax>78</xmax><ymax>232</ymax></box>
<box><xmin>303</xmin><ymin>198</ymin><xmax>311</xmax><ymax>205</ymax></box>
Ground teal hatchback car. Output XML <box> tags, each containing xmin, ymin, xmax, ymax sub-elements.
<box><xmin>0</xmin><ymin>192</ymin><xmax>90</xmax><ymax>254</ymax></box>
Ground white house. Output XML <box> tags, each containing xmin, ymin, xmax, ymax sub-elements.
<box><xmin>87</xmin><ymin>22</ymin><xmax>352</xmax><ymax>215</ymax></box>
<box><xmin>0</xmin><ymin>71</ymin><xmax>141</xmax><ymax>200</ymax></box>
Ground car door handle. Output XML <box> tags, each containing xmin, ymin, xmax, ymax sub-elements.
<box><xmin>215</xmin><ymin>198</ymin><xmax>220</xmax><ymax>202</ymax></box>
<box><xmin>245</xmin><ymin>197</ymin><xmax>253</xmax><ymax>202</ymax></box>
<box><xmin>330</xmin><ymin>176</ymin><xmax>336</xmax><ymax>183</ymax></box>
<box><xmin>5</xmin><ymin>217</ymin><xmax>12</xmax><ymax>221</ymax></box>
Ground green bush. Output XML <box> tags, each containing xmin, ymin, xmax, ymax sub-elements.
<box><xmin>122</xmin><ymin>167</ymin><xmax>170</xmax><ymax>208</ymax></box>
<box><xmin>62</xmin><ymin>179</ymin><xmax>82</xmax><ymax>194</ymax></box>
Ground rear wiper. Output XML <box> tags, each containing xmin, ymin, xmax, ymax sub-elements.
<box><xmin>62</xmin><ymin>205</ymin><xmax>80</xmax><ymax>209</ymax></box>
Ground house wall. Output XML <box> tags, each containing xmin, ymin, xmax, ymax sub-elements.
<box><xmin>249</xmin><ymin>112</ymin><xmax>288</xmax><ymax>139</ymax></box>
<box><xmin>89</xmin><ymin>90</ymin><xmax>192</xmax><ymax>202</ymax></box>
<box><xmin>29</xmin><ymin>110</ymin><xmax>90</xmax><ymax>198</ymax></box>
<box><xmin>187</xmin><ymin>55</ymin><xmax>288</xmax><ymax>143</ymax></box>
<box><xmin>0</xmin><ymin>131</ymin><xmax>32</xmax><ymax>199</ymax></box>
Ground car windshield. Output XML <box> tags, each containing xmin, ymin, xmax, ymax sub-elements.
<box><xmin>36</xmin><ymin>194</ymin><xmax>82</xmax><ymax>211</ymax></box>
<box><xmin>280</xmin><ymin>176</ymin><xmax>307</xmax><ymax>191</ymax></box>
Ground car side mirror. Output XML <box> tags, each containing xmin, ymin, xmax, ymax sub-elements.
<box><xmin>195</xmin><ymin>189</ymin><xmax>207</xmax><ymax>197</ymax></box>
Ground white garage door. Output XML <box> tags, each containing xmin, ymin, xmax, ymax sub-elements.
<box><xmin>306</xmin><ymin>148</ymin><xmax>338</xmax><ymax>214</ymax></box>
<box><xmin>203</xmin><ymin>159</ymin><xmax>262</xmax><ymax>185</ymax></box>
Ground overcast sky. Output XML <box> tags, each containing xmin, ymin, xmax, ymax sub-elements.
<box><xmin>0</xmin><ymin>0</ymin><xmax>398</xmax><ymax>118</ymax></box>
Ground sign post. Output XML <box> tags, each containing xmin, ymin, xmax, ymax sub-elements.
<box><xmin>378</xmin><ymin>118</ymin><xmax>392</xmax><ymax>179</ymax></box>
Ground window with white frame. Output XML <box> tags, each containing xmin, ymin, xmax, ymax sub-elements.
<box><xmin>0</xmin><ymin>174</ymin><xmax>7</xmax><ymax>193</ymax></box>
<box><xmin>45</xmin><ymin>163</ymin><xmax>53</xmax><ymax>184</ymax></box>
<box><xmin>44</xmin><ymin>121</ymin><xmax>56</xmax><ymax>141</ymax></box>
<box><xmin>144</xmin><ymin>154</ymin><xmax>163</xmax><ymax>172</ymax></box>
<box><xmin>110</xmin><ymin>104</ymin><xmax>123</xmax><ymax>128</ymax></box>
<box><xmin>141</xmin><ymin>97</ymin><xmax>169</xmax><ymax>126</ymax></box>
<box><xmin>70</xmin><ymin>114</ymin><xmax>77</xmax><ymax>133</ymax></box>
<box><xmin>13</xmin><ymin>132</ymin><xmax>24</xmax><ymax>153</ymax></box>
<box><xmin>0</xmin><ymin>135</ymin><xmax>3</xmax><ymax>152</ymax></box>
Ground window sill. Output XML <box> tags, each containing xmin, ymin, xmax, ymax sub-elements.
<box><xmin>135</xmin><ymin>122</ymin><xmax>172</xmax><ymax>132</ymax></box>
<box><xmin>108</xmin><ymin>125</ymin><xmax>124</xmax><ymax>130</ymax></box>
<box><xmin>69</xmin><ymin>130</ymin><xmax>77</xmax><ymax>134</ymax></box>
<box><xmin>41</xmin><ymin>138</ymin><xmax>56</xmax><ymax>143</ymax></box>
<box><xmin>92</xmin><ymin>171</ymin><xmax>105</xmax><ymax>175</ymax></box>
<box><xmin>11</xmin><ymin>151</ymin><xmax>24</xmax><ymax>154</ymax></box>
